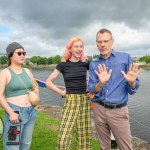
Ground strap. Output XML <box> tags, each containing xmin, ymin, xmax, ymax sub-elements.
<box><xmin>9</xmin><ymin>67</ymin><xmax>30</xmax><ymax>93</ymax></box>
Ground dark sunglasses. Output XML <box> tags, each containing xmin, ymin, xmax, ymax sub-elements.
<box><xmin>14</xmin><ymin>51</ymin><xmax>26</xmax><ymax>56</ymax></box>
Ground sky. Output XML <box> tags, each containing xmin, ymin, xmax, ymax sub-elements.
<box><xmin>0</xmin><ymin>0</ymin><xmax>150</xmax><ymax>58</ymax></box>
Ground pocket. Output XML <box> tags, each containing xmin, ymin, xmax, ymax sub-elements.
<box><xmin>116</xmin><ymin>106</ymin><xmax>129</xmax><ymax>120</ymax></box>
<box><xmin>123</xmin><ymin>106</ymin><xmax>129</xmax><ymax>120</ymax></box>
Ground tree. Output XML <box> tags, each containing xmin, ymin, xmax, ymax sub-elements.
<box><xmin>139</xmin><ymin>55</ymin><xmax>150</xmax><ymax>64</ymax></box>
<box><xmin>0</xmin><ymin>56</ymin><xmax>8</xmax><ymax>65</ymax></box>
<box><xmin>47</xmin><ymin>57</ymin><xmax>53</xmax><ymax>64</ymax></box>
<box><xmin>145</xmin><ymin>56</ymin><xmax>150</xmax><ymax>64</ymax></box>
<box><xmin>93</xmin><ymin>54</ymin><xmax>99</xmax><ymax>59</ymax></box>
<box><xmin>25</xmin><ymin>61</ymin><xmax>30</xmax><ymax>66</ymax></box>
<box><xmin>87</xmin><ymin>56</ymin><xmax>93</xmax><ymax>62</ymax></box>
<box><xmin>30</xmin><ymin>56</ymin><xmax>39</xmax><ymax>64</ymax></box>
<box><xmin>38</xmin><ymin>57</ymin><xmax>48</xmax><ymax>65</ymax></box>
<box><xmin>52</xmin><ymin>55</ymin><xmax>61</xmax><ymax>64</ymax></box>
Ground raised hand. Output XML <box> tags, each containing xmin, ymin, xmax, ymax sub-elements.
<box><xmin>121</xmin><ymin>63</ymin><xmax>142</xmax><ymax>88</ymax></box>
<box><xmin>95</xmin><ymin>64</ymin><xmax>112</xmax><ymax>85</ymax></box>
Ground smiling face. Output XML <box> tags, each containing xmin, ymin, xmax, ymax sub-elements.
<box><xmin>10</xmin><ymin>48</ymin><xmax>26</xmax><ymax>65</ymax></box>
<box><xmin>96</xmin><ymin>32</ymin><xmax>114</xmax><ymax>59</ymax></box>
<box><xmin>70</xmin><ymin>40</ymin><xmax>84</xmax><ymax>61</ymax></box>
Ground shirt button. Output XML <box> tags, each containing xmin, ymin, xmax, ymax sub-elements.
<box><xmin>106</xmin><ymin>98</ymin><xmax>108</xmax><ymax>100</ymax></box>
<box><xmin>106</xmin><ymin>90</ymin><xmax>109</xmax><ymax>92</ymax></box>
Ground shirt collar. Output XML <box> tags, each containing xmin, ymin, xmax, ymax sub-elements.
<box><xmin>99</xmin><ymin>49</ymin><xmax>116</xmax><ymax>59</ymax></box>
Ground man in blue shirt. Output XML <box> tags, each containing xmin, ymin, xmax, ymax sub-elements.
<box><xmin>88</xmin><ymin>28</ymin><xmax>141</xmax><ymax>150</ymax></box>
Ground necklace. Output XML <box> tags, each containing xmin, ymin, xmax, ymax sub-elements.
<box><xmin>9</xmin><ymin>66</ymin><xmax>22</xmax><ymax>74</ymax></box>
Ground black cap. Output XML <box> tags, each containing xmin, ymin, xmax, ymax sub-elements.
<box><xmin>6</xmin><ymin>42</ymin><xmax>24</xmax><ymax>56</ymax></box>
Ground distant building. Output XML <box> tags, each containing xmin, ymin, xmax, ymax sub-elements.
<box><xmin>132</xmin><ymin>57</ymin><xmax>140</xmax><ymax>63</ymax></box>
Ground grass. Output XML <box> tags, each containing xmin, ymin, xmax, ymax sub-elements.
<box><xmin>0</xmin><ymin>107</ymin><xmax>100</xmax><ymax>150</ymax></box>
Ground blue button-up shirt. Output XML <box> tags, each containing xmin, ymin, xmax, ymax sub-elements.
<box><xmin>87</xmin><ymin>50</ymin><xmax>140</xmax><ymax>104</ymax></box>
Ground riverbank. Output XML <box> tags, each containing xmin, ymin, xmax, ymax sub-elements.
<box><xmin>25</xmin><ymin>64</ymin><xmax>150</xmax><ymax>70</ymax></box>
<box><xmin>25</xmin><ymin>64</ymin><xmax>57</xmax><ymax>70</ymax></box>
<box><xmin>0</xmin><ymin>64</ymin><xmax>57</xmax><ymax>70</ymax></box>
<box><xmin>39</xmin><ymin>104</ymin><xmax>150</xmax><ymax>150</ymax></box>
<box><xmin>139</xmin><ymin>64</ymin><xmax>150</xmax><ymax>70</ymax></box>
<box><xmin>0</xmin><ymin>63</ymin><xmax>150</xmax><ymax>70</ymax></box>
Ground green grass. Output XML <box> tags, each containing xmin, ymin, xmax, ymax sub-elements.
<box><xmin>0</xmin><ymin>107</ymin><xmax>100</xmax><ymax>150</ymax></box>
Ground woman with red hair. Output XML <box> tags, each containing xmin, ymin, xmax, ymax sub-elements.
<box><xmin>46</xmin><ymin>37</ymin><xmax>91</xmax><ymax>150</ymax></box>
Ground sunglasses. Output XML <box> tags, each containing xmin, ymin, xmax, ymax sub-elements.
<box><xmin>14</xmin><ymin>51</ymin><xmax>26</xmax><ymax>56</ymax></box>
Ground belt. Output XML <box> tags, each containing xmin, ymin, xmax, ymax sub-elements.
<box><xmin>96</xmin><ymin>101</ymin><xmax>127</xmax><ymax>109</ymax></box>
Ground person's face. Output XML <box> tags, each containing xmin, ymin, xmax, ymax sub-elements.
<box><xmin>70</xmin><ymin>41</ymin><xmax>84</xmax><ymax>60</ymax></box>
<box><xmin>11</xmin><ymin>48</ymin><xmax>26</xmax><ymax>65</ymax></box>
<box><xmin>96</xmin><ymin>32</ymin><xmax>114</xmax><ymax>57</ymax></box>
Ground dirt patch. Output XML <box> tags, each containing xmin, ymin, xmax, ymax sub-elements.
<box><xmin>39</xmin><ymin>104</ymin><xmax>62</xmax><ymax>120</ymax></box>
<box><xmin>132</xmin><ymin>137</ymin><xmax>150</xmax><ymax>150</ymax></box>
<box><xmin>50</xmin><ymin>125</ymin><xmax>59</xmax><ymax>131</ymax></box>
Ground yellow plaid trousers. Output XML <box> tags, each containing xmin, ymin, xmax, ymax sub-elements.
<box><xmin>57</xmin><ymin>94</ymin><xmax>92</xmax><ymax>150</ymax></box>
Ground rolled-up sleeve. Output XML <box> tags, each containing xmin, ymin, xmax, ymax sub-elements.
<box><xmin>127</xmin><ymin>54</ymin><xmax>140</xmax><ymax>95</ymax></box>
<box><xmin>127</xmin><ymin>78</ymin><xmax>140</xmax><ymax>95</ymax></box>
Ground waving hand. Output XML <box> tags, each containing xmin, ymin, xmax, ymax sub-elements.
<box><xmin>121</xmin><ymin>64</ymin><xmax>142</xmax><ymax>88</ymax></box>
<box><xmin>95</xmin><ymin>64</ymin><xmax>112</xmax><ymax>85</ymax></box>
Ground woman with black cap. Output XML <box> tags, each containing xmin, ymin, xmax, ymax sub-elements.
<box><xmin>0</xmin><ymin>42</ymin><xmax>39</xmax><ymax>150</ymax></box>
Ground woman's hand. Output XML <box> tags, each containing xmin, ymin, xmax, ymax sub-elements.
<box><xmin>9</xmin><ymin>111</ymin><xmax>19</xmax><ymax>123</ymax></box>
<box><xmin>34</xmin><ymin>105</ymin><xmax>39</xmax><ymax>110</ymax></box>
<box><xmin>61</xmin><ymin>89</ymin><xmax>66</xmax><ymax>97</ymax></box>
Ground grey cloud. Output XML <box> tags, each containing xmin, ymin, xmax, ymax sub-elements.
<box><xmin>0</xmin><ymin>0</ymin><xmax>150</xmax><ymax>57</ymax></box>
<box><xmin>1</xmin><ymin>0</ymin><xmax>150</xmax><ymax>38</ymax></box>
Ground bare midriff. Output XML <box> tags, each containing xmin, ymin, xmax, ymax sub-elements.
<box><xmin>6</xmin><ymin>94</ymin><xmax>32</xmax><ymax>107</ymax></box>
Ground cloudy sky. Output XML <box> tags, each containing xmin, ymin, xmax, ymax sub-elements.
<box><xmin>0</xmin><ymin>0</ymin><xmax>150</xmax><ymax>58</ymax></box>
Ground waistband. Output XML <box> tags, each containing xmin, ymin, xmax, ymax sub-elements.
<box><xmin>96</xmin><ymin>101</ymin><xmax>127</xmax><ymax>109</ymax></box>
<box><xmin>63</xmin><ymin>94</ymin><xmax>88</xmax><ymax>100</ymax></box>
<box><xmin>7</xmin><ymin>102</ymin><xmax>33</xmax><ymax>112</ymax></box>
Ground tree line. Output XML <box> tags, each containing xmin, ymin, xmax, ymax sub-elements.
<box><xmin>0</xmin><ymin>54</ymin><xmax>150</xmax><ymax>65</ymax></box>
<box><xmin>29</xmin><ymin>55</ymin><xmax>61</xmax><ymax>65</ymax></box>
<box><xmin>139</xmin><ymin>55</ymin><xmax>150</xmax><ymax>64</ymax></box>
<box><xmin>0</xmin><ymin>55</ymin><xmax>61</xmax><ymax>65</ymax></box>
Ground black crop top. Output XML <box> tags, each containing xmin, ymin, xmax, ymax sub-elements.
<box><xmin>56</xmin><ymin>60</ymin><xmax>89</xmax><ymax>94</ymax></box>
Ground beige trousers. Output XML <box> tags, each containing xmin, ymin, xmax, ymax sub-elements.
<box><xmin>93</xmin><ymin>103</ymin><xmax>132</xmax><ymax>150</ymax></box>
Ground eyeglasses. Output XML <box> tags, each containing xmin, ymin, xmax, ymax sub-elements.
<box><xmin>96</xmin><ymin>39</ymin><xmax>112</xmax><ymax>44</ymax></box>
<box><xmin>14</xmin><ymin>51</ymin><xmax>26</xmax><ymax>56</ymax></box>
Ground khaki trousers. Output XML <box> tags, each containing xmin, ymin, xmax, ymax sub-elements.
<box><xmin>93</xmin><ymin>103</ymin><xmax>132</xmax><ymax>150</ymax></box>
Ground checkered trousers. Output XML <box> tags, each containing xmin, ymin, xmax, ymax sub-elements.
<box><xmin>57</xmin><ymin>94</ymin><xmax>92</xmax><ymax>150</ymax></box>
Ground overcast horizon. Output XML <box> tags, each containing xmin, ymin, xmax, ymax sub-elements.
<box><xmin>0</xmin><ymin>0</ymin><xmax>150</xmax><ymax>58</ymax></box>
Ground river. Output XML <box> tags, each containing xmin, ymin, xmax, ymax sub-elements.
<box><xmin>0</xmin><ymin>68</ymin><xmax>150</xmax><ymax>142</ymax></box>
<box><xmin>31</xmin><ymin>69</ymin><xmax>150</xmax><ymax>142</ymax></box>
